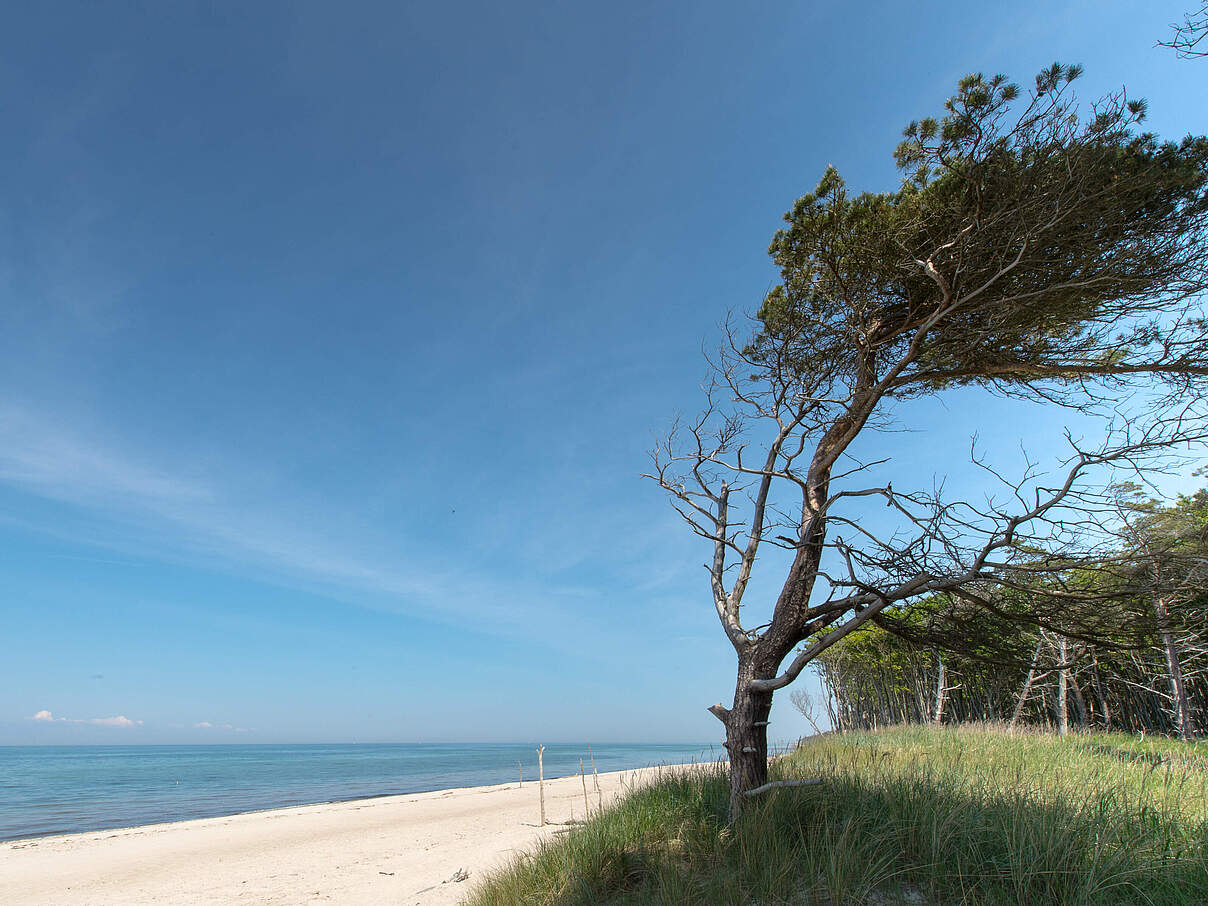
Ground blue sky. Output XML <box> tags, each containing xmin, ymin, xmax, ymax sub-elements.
<box><xmin>1</xmin><ymin>1</ymin><xmax>1204</xmax><ymax>745</ymax></box>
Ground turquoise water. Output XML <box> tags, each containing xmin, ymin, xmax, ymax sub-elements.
<box><xmin>0</xmin><ymin>742</ymin><xmax>719</xmax><ymax>840</ymax></box>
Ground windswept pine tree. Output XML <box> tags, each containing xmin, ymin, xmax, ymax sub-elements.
<box><xmin>650</xmin><ymin>65</ymin><xmax>1208</xmax><ymax>819</ymax></box>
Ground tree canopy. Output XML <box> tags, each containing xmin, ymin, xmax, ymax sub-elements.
<box><xmin>757</xmin><ymin>65</ymin><xmax>1208</xmax><ymax>400</ymax></box>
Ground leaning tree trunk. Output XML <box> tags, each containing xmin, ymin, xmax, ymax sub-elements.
<box><xmin>931</xmin><ymin>653</ymin><xmax>948</xmax><ymax>724</ymax></box>
<box><xmin>1069</xmin><ymin>673</ymin><xmax>1090</xmax><ymax>730</ymax></box>
<box><xmin>1010</xmin><ymin>636</ymin><xmax>1044</xmax><ymax>730</ymax></box>
<box><xmin>912</xmin><ymin>665</ymin><xmax>928</xmax><ymax>723</ymax></box>
<box><xmin>1153</xmin><ymin>595</ymin><xmax>1196</xmax><ymax>740</ymax></box>
<box><xmin>713</xmin><ymin>650</ymin><xmax>774</xmax><ymax>821</ymax></box>
<box><xmin>1089</xmin><ymin>652</ymin><xmax>1112</xmax><ymax>731</ymax></box>
<box><xmin>1056</xmin><ymin>636</ymin><xmax>1070</xmax><ymax>737</ymax></box>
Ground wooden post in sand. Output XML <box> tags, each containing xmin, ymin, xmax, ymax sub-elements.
<box><xmin>518</xmin><ymin>760</ymin><xmax>523</xmax><ymax>789</ymax></box>
<box><xmin>580</xmin><ymin>759</ymin><xmax>590</xmax><ymax>815</ymax></box>
<box><xmin>537</xmin><ymin>745</ymin><xmax>546</xmax><ymax>826</ymax></box>
<box><xmin>588</xmin><ymin>746</ymin><xmax>602</xmax><ymax>811</ymax></box>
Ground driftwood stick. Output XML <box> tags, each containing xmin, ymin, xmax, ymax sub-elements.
<box><xmin>743</xmin><ymin>778</ymin><xmax>822</xmax><ymax>798</ymax></box>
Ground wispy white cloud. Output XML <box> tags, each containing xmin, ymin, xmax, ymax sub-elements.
<box><xmin>0</xmin><ymin>406</ymin><xmax>210</xmax><ymax>507</ymax></box>
<box><xmin>0</xmin><ymin>404</ymin><xmax>617</xmax><ymax>644</ymax></box>
<box><xmin>30</xmin><ymin>709</ymin><xmax>142</xmax><ymax>727</ymax></box>
<box><xmin>0</xmin><ymin>407</ymin><xmax>444</xmax><ymax>601</ymax></box>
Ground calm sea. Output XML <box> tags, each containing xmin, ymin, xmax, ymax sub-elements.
<box><xmin>0</xmin><ymin>742</ymin><xmax>719</xmax><ymax>841</ymax></box>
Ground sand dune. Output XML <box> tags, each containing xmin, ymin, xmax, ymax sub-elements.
<box><xmin>1</xmin><ymin>763</ymin><xmax>687</xmax><ymax>905</ymax></box>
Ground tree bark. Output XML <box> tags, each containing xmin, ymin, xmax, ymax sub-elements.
<box><xmin>1089</xmin><ymin>653</ymin><xmax>1112</xmax><ymax>731</ymax></box>
<box><xmin>1010</xmin><ymin>637</ymin><xmax>1044</xmax><ymax>730</ymax></box>
<box><xmin>932</xmin><ymin>654</ymin><xmax>947</xmax><ymax>724</ymax></box>
<box><xmin>1069</xmin><ymin>672</ymin><xmax>1090</xmax><ymax>729</ymax></box>
<box><xmin>912</xmin><ymin>667</ymin><xmax>928</xmax><ymax>723</ymax></box>
<box><xmin>1056</xmin><ymin>636</ymin><xmax>1070</xmax><ymax>737</ymax></box>
<box><xmin>1153</xmin><ymin>595</ymin><xmax>1196</xmax><ymax>740</ymax></box>
<box><xmin>715</xmin><ymin>650</ymin><xmax>774</xmax><ymax>821</ymax></box>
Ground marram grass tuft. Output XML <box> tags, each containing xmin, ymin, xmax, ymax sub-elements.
<box><xmin>464</xmin><ymin>724</ymin><xmax>1208</xmax><ymax>905</ymax></box>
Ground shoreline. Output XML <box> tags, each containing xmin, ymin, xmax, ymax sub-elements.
<box><xmin>0</xmin><ymin>741</ymin><xmax>721</xmax><ymax>843</ymax></box>
<box><xmin>0</xmin><ymin>764</ymin><xmax>681</xmax><ymax>845</ymax></box>
<box><xmin>1</xmin><ymin>762</ymin><xmax>698</xmax><ymax>905</ymax></box>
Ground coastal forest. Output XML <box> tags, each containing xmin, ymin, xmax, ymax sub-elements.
<box><xmin>809</xmin><ymin>487</ymin><xmax>1208</xmax><ymax>739</ymax></box>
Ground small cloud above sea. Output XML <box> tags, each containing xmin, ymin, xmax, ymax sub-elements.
<box><xmin>194</xmin><ymin>720</ymin><xmax>251</xmax><ymax>732</ymax></box>
<box><xmin>90</xmin><ymin>715</ymin><xmax>139</xmax><ymax>727</ymax></box>
<box><xmin>30</xmin><ymin>709</ymin><xmax>142</xmax><ymax>727</ymax></box>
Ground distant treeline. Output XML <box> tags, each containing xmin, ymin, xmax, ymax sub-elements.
<box><xmin>806</xmin><ymin>488</ymin><xmax>1208</xmax><ymax>740</ymax></box>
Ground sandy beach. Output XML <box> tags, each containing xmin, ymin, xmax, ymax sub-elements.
<box><xmin>1</xmin><ymin>763</ymin><xmax>687</xmax><ymax>905</ymax></box>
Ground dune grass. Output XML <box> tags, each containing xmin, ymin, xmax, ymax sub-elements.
<box><xmin>463</xmin><ymin>725</ymin><xmax>1208</xmax><ymax>905</ymax></box>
